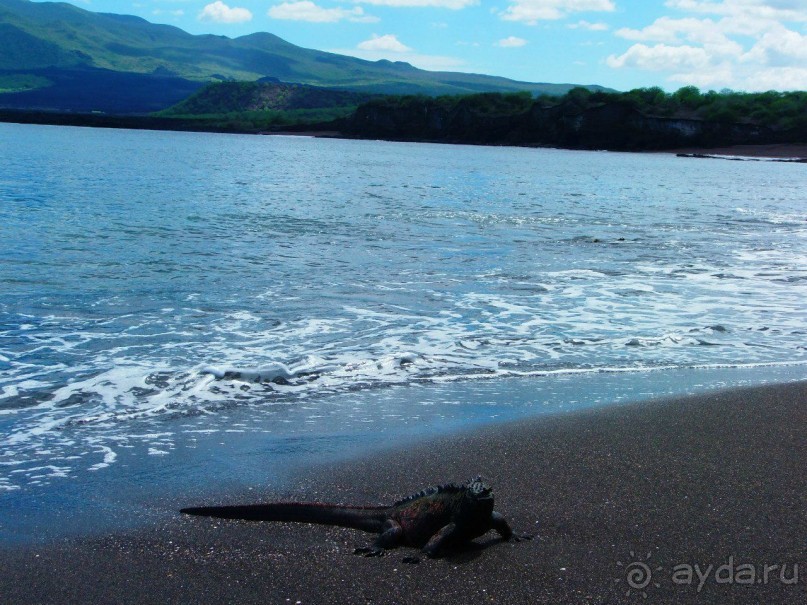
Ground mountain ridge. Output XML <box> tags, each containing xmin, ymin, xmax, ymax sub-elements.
<box><xmin>0</xmin><ymin>0</ymin><xmax>610</xmax><ymax>113</ymax></box>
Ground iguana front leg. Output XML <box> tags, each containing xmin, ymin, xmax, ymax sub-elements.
<box><xmin>354</xmin><ymin>518</ymin><xmax>403</xmax><ymax>557</ymax></box>
<box><xmin>421</xmin><ymin>522</ymin><xmax>458</xmax><ymax>558</ymax></box>
<box><xmin>490</xmin><ymin>511</ymin><xmax>513</xmax><ymax>540</ymax></box>
<box><xmin>422</xmin><ymin>513</ymin><xmax>515</xmax><ymax>558</ymax></box>
<box><xmin>492</xmin><ymin>512</ymin><xmax>533</xmax><ymax>542</ymax></box>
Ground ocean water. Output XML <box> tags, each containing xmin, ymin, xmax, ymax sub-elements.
<box><xmin>1</xmin><ymin>123</ymin><xmax>806</xmax><ymax>510</ymax></box>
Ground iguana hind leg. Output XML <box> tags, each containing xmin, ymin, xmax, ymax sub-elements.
<box><xmin>354</xmin><ymin>518</ymin><xmax>403</xmax><ymax>557</ymax></box>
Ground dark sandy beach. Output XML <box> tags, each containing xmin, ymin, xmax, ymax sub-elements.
<box><xmin>2</xmin><ymin>381</ymin><xmax>805</xmax><ymax>604</ymax></box>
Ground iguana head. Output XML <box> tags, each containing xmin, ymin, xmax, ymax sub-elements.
<box><xmin>466</xmin><ymin>476</ymin><xmax>493</xmax><ymax>501</ymax></box>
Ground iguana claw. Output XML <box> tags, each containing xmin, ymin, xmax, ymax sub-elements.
<box><xmin>353</xmin><ymin>546</ymin><xmax>385</xmax><ymax>557</ymax></box>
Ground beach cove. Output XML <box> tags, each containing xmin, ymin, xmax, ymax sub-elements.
<box><xmin>1</xmin><ymin>122</ymin><xmax>806</xmax><ymax>602</ymax></box>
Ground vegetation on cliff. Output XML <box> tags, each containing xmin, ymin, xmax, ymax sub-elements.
<box><xmin>345</xmin><ymin>87</ymin><xmax>807</xmax><ymax>150</ymax></box>
<box><xmin>584</xmin><ymin>86</ymin><xmax>807</xmax><ymax>130</ymax></box>
<box><xmin>155</xmin><ymin>83</ymin><xmax>807</xmax><ymax>148</ymax></box>
<box><xmin>3</xmin><ymin>77</ymin><xmax>806</xmax><ymax>151</ymax></box>
<box><xmin>156</xmin><ymin>81</ymin><xmax>375</xmax><ymax>131</ymax></box>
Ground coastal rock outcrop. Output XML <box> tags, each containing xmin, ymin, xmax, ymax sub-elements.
<box><xmin>346</xmin><ymin>95</ymin><xmax>797</xmax><ymax>151</ymax></box>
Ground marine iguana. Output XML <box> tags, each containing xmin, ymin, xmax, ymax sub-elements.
<box><xmin>181</xmin><ymin>477</ymin><xmax>514</xmax><ymax>558</ymax></box>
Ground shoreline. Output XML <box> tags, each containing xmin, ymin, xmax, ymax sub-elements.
<box><xmin>2</xmin><ymin>113</ymin><xmax>805</xmax><ymax>159</ymax></box>
<box><xmin>668</xmin><ymin>143</ymin><xmax>807</xmax><ymax>160</ymax></box>
<box><xmin>3</xmin><ymin>363</ymin><xmax>804</xmax><ymax>546</ymax></box>
<box><xmin>2</xmin><ymin>380</ymin><xmax>805</xmax><ymax>604</ymax></box>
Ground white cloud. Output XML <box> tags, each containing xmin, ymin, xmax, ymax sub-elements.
<box><xmin>353</xmin><ymin>0</ymin><xmax>477</xmax><ymax>8</ymax></box>
<box><xmin>607</xmin><ymin>43</ymin><xmax>712</xmax><ymax>72</ymax></box>
<box><xmin>268</xmin><ymin>1</ymin><xmax>378</xmax><ymax>22</ymax></box>
<box><xmin>615</xmin><ymin>16</ymin><xmax>744</xmax><ymax>56</ymax></box>
<box><xmin>568</xmin><ymin>19</ymin><xmax>609</xmax><ymax>30</ymax></box>
<box><xmin>497</xmin><ymin>36</ymin><xmax>528</xmax><ymax>47</ymax></box>
<box><xmin>740</xmin><ymin>25</ymin><xmax>807</xmax><ymax>65</ymax></box>
<box><xmin>333</xmin><ymin>36</ymin><xmax>466</xmax><ymax>71</ymax></box>
<box><xmin>198</xmin><ymin>1</ymin><xmax>252</xmax><ymax>23</ymax></box>
<box><xmin>608</xmin><ymin>0</ymin><xmax>807</xmax><ymax>90</ymax></box>
<box><xmin>357</xmin><ymin>34</ymin><xmax>413</xmax><ymax>52</ymax></box>
<box><xmin>742</xmin><ymin>66</ymin><xmax>807</xmax><ymax>90</ymax></box>
<box><xmin>665</xmin><ymin>0</ymin><xmax>807</xmax><ymax>22</ymax></box>
<box><xmin>153</xmin><ymin>9</ymin><xmax>185</xmax><ymax>17</ymax></box>
<box><xmin>616</xmin><ymin>17</ymin><xmax>709</xmax><ymax>43</ymax></box>
<box><xmin>499</xmin><ymin>0</ymin><xmax>615</xmax><ymax>25</ymax></box>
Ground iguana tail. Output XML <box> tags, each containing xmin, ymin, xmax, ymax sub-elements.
<box><xmin>180</xmin><ymin>502</ymin><xmax>388</xmax><ymax>533</ymax></box>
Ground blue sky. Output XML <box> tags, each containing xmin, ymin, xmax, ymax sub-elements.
<box><xmin>54</xmin><ymin>1</ymin><xmax>807</xmax><ymax>91</ymax></box>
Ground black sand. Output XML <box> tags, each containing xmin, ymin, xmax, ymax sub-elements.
<box><xmin>2</xmin><ymin>381</ymin><xmax>805</xmax><ymax>604</ymax></box>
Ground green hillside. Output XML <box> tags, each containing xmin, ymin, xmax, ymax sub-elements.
<box><xmin>0</xmin><ymin>0</ymin><xmax>609</xmax><ymax>113</ymax></box>
<box><xmin>162</xmin><ymin>81</ymin><xmax>376</xmax><ymax>116</ymax></box>
<box><xmin>155</xmin><ymin>80</ymin><xmax>375</xmax><ymax>130</ymax></box>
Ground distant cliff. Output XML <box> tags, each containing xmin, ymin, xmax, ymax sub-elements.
<box><xmin>4</xmin><ymin>83</ymin><xmax>806</xmax><ymax>153</ymax></box>
<box><xmin>345</xmin><ymin>88</ymin><xmax>807</xmax><ymax>151</ymax></box>
<box><xmin>162</xmin><ymin>81</ymin><xmax>376</xmax><ymax>116</ymax></box>
<box><xmin>153</xmin><ymin>81</ymin><xmax>376</xmax><ymax>130</ymax></box>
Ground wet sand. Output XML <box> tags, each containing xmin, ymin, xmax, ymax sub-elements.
<box><xmin>2</xmin><ymin>381</ymin><xmax>805</xmax><ymax>604</ymax></box>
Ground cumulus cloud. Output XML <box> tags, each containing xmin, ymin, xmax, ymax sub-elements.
<box><xmin>607</xmin><ymin>43</ymin><xmax>711</xmax><ymax>71</ymax></box>
<box><xmin>499</xmin><ymin>0</ymin><xmax>615</xmax><ymax>25</ymax></box>
<box><xmin>608</xmin><ymin>0</ymin><xmax>807</xmax><ymax>90</ymax></box>
<box><xmin>354</xmin><ymin>0</ymin><xmax>477</xmax><ymax>8</ymax></box>
<box><xmin>741</xmin><ymin>25</ymin><xmax>807</xmax><ymax>64</ymax></box>
<box><xmin>497</xmin><ymin>36</ymin><xmax>528</xmax><ymax>47</ymax></box>
<box><xmin>356</xmin><ymin>34</ymin><xmax>412</xmax><ymax>52</ymax></box>
<box><xmin>568</xmin><ymin>19</ymin><xmax>609</xmax><ymax>30</ymax></box>
<box><xmin>742</xmin><ymin>66</ymin><xmax>807</xmax><ymax>91</ymax></box>
<box><xmin>333</xmin><ymin>35</ymin><xmax>465</xmax><ymax>71</ymax></box>
<box><xmin>268</xmin><ymin>1</ymin><xmax>377</xmax><ymax>22</ymax></box>
<box><xmin>153</xmin><ymin>9</ymin><xmax>185</xmax><ymax>18</ymax></box>
<box><xmin>665</xmin><ymin>0</ymin><xmax>807</xmax><ymax>22</ymax></box>
<box><xmin>198</xmin><ymin>1</ymin><xmax>252</xmax><ymax>23</ymax></box>
<box><xmin>616</xmin><ymin>17</ymin><xmax>709</xmax><ymax>42</ymax></box>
